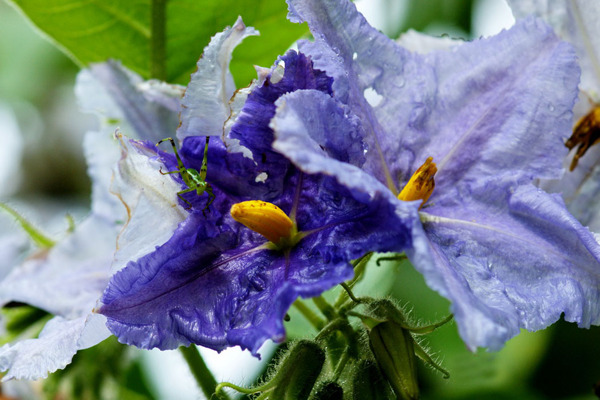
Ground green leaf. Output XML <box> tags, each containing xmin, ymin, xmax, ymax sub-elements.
<box><xmin>7</xmin><ymin>0</ymin><xmax>306</xmax><ymax>86</ymax></box>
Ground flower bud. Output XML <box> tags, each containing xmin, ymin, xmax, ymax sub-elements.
<box><xmin>310</xmin><ymin>381</ymin><xmax>343</xmax><ymax>400</ymax></box>
<box><xmin>369</xmin><ymin>321</ymin><xmax>419</xmax><ymax>400</ymax></box>
<box><xmin>270</xmin><ymin>340</ymin><xmax>325</xmax><ymax>400</ymax></box>
<box><xmin>351</xmin><ymin>360</ymin><xmax>394</xmax><ymax>400</ymax></box>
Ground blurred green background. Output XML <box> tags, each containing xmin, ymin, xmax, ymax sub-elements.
<box><xmin>1</xmin><ymin>0</ymin><xmax>599</xmax><ymax>399</ymax></box>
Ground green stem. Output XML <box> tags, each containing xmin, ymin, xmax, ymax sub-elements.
<box><xmin>293</xmin><ymin>300</ymin><xmax>326</xmax><ymax>331</ymax></box>
<box><xmin>340</xmin><ymin>283</ymin><xmax>361</xmax><ymax>304</ymax></box>
<box><xmin>334</xmin><ymin>252</ymin><xmax>372</xmax><ymax>308</ymax></box>
<box><xmin>0</xmin><ymin>202</ymin><xmax>54</xmax><ymax>248</ymax></box>
<box><xmin>407</xmin><ymin>314</ymin><xmax>454</xmax><ymax>335</ymax></box>
<box><xmin>150</xmin><ymin>0</ymin><xmax>167</xmax><ymax>80</ymax></box>
<box><xmin>332</xmin><ymin>349</ymin><xmax>350</xmax><ymax>382</ymax></box>
<box><xmin>179</xmin><ymin>345</ymin><xmax>227</xmax><ymax>400</ymax></box>
<box><xmin>312</xmin><ymin>296</ymin><xmax>336</xmax><ymax>321</ymax></box>
<box><xmin>375</xmin><ymin>253</ymin><xmax>407</xmax><ymax>266</ymax></box>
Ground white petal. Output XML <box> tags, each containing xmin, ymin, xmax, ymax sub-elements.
<box><xmin>0</xmin><ymin>315</ymin><xmax>109</xmax><ymax>381</ymax></box>
<box><xmin>110</xmin><ymin>134</ymin><xmax>187</xmax><ymax>274</ymax></box>
<box><xmin>0</xmin><ymin>215</ymin><xmax>116</xmax><ymax>318</ymax></box>
<box><xmin>177</xmin><ymin>17</ymin><xmax>259</xmax><ymax>140</ymax></box>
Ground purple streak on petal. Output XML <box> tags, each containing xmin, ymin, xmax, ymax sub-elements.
<box><xmin>99</xmin><ymin>208</ymin><xmax>358</xmax><ymax>354</ymax></box>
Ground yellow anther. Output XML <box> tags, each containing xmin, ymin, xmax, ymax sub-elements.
<box><xmin>230</xmin><ymin>200</ymin><xmax>294</xmax><ymax>245</ymax></box>
<box><xmin>397</xmin><ymin>157</ymin><xmax>437</xmax><ymax>209</ymax></box>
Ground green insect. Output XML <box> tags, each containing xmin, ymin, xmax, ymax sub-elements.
<box><xmin>156</xmin><ymin>136</ymin><xmax>215</xmax><ymax>214</ymax></box>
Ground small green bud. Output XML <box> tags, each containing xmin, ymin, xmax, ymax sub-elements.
<box><xmin>309</xmin><ymin>381</ymin><xmax>343</xmax><ymax>400</ymax></box>
<box><xmin>351</xmin><ymin>360</ymin><xmax>394</xmax><ymax>400</ymax></box>
<box><xmin>270</xmin><ymin>340</ymin><xmax>326</xmax><ymax>400</ymax></box>
<box><xmin>369</xmin><ymin>321</ymin><xmax>419</xmax><ymax>400</ymax></box>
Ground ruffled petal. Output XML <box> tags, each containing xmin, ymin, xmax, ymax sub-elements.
<box><xmin>177</xmin><ymin>17</ymin><xmax>258</xmax><ymax>140</ymax></box>
<box><xmin>507</xmin><ymin>0</ymin><xmax>600</xmax><ymax>95</ymax></box>
<box><xmin>271</xmin><ymin>89</ymin><xmax>420</xmax><ymax>256</ymax></box>
<box><xmin>110</xmin><ymin>135</ymin><xmax>188</xmax><ymax>273</ymax></box>
<box><xmin>0</xmin><ymin>215</ymin><xmax>115</xmax><ymax>318</ymax></box>
<box><xmin>409</xmin><ymin>183</ymin><xmax>600</xmax><ymax>350</ymax></box>
<box><xmin>0</xmin><ymin>315</ymin><xmax>110</xmax><ymax>381</ymax></box>
<box><xmin>84</xmin><ymin>131</ymin><xmax>124</xmax><ymax>222</ymax></box>
<box><xmin>100</xmin><ymin>212</ymin><xmax>265</xmax><ymax>353</ymax></box>
<box><xmin>79</xmin><ymin>61</ymin><xmax>181</xmax><ymax>142</ymax></box>
<box><xmin>288</xmin><ymin>0</ymin><xmax>423</xmax><ymax>189</ymax></box>
<box><xmin>415</xmin><ymin>18</ymin><xmax>579</xmax><ymax>199</ymax></box>
<box><xmin>180</xmin><ymin>51</ymin><xmax>334</xmax><ymax>202</ymax></box>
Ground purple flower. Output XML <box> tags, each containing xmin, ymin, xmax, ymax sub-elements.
<box><xmin>278</xmin><ymin>0</ymin><xmax>600</xmax><ymax>350</ymax></box>
<box><xmin>97</xmin><ymin>29</ymin><xmax>421</xmax><ymax>354</ymax></box>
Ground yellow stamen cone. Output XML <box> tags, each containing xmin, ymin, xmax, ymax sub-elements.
<box><xmin>398</xmin><ymin>157</ymin><xmax>437</xmax><ymax>209</ymax></box>
<box><xmin>230</xmin><ymin>200</ymin><xmax>294</xmax><ymax>244</ymax></box>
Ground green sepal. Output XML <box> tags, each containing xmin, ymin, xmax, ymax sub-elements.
<box><xmin>309</xmin><ymin>381</ymin><xmax>343</xmax><ymax>400</ymax></box>
<box><xmin>269</xmin><ymin>340</ymin><xmax>326</xmax><ymax>400</ymax></box>
<box><xmin>369</xmin><ymin>321</ymin><xmax>419</xmax><ymax>400</ymax></box>
<box><xmin>350</xmin><ymin>360</ymin><xmax>395</xmax><ymax>400</ymax></box>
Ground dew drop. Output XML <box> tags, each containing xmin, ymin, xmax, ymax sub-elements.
<box><xmin>364</xmin><ymin>87</ymin><xmax>383</xmax><ymax>107</ymax></box>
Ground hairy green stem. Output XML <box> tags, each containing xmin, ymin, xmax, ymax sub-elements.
<box><xmin>312</xmin><ymin>296</ymin><xmax>336</xmax><ymax>321</ymax></box>
<box><xmin>150</xmin><ymin>0</ymin><xmax>167</xmax><ymax>80</ymax></box>
<box><xmin>334</xmin><ymin>252</ymin><xmax>373</xmax><ymax>308</ymax></box>
<box><xmin>293</xmin><ymin>300</ymin><xmax>326</xmax><ymax>331</ymax></box>
<box><xmin>332</xmin><ymin>349</ymin><xmax>350</xmax><ymax>382</ymax></box>
<box><xmin>179</xmin><ymin>345</ymin><xmax>227</xmax><ymax>400</ymax></box>
<box><xmin>0</xmin><ymin>202</ymin><xmax>54</xmax><ymax>248</ymax></box>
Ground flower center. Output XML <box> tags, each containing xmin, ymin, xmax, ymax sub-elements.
<box><xmin>397</xmin><ymin>157</ymin><xmax>437</xmax><ymax>209</ymax></box>
<box><xmin>230</xmin><ymin>200</ymin><xmax>300</xmax><ymax>248</ymax></box>
<box><xmin>566</xmin><ymin>106</ymin><xmax>600</xmax><ymax>171</ymax></box>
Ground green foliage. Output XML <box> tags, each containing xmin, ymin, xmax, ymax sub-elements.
<box><xmin>44</xmin><ymin>336</ymin><xmax>156</xmax><ymax>400</ymax></box>
<box><xmin>0</xmin><ymin>304</ymin><xmax>51</xmax><ymax>345</ymax></box>
<box><xmin>6</xmin><ymin>0</ymin><xmax>306</xmax><ymax>86</ymax></box>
